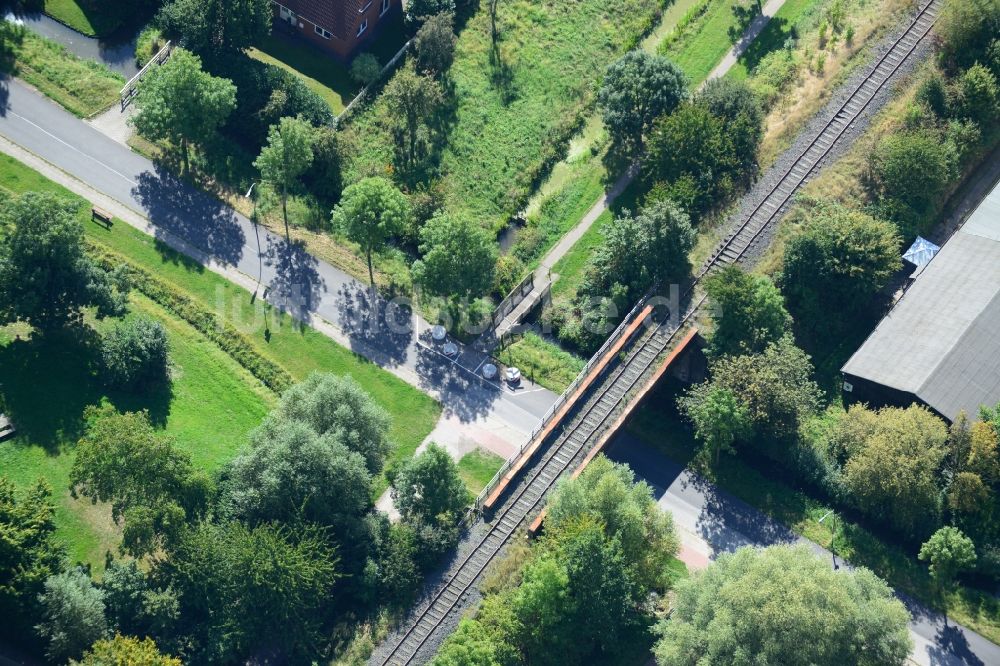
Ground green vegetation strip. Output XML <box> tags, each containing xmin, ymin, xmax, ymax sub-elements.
<box><xmin>9</xmin><ymin>30</ymin><xmax>124</xmax><ymax>117</ymax></box>
<box><xmin>628</xmin><ymin>403</ymin><xmax>1000</xmax><ymax>644</ymax></box>
<box><xmin>0</xmin><ymin>153</ymin><xmax>440</xmax><ymax>495</ymax></box>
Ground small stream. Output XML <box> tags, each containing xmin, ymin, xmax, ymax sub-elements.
<box><xmin>11</xmin><ymin>11</ymin><xmax>139</xmax><ymax>78</ymax></box>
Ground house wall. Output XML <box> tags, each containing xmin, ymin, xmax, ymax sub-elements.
<box><xmin>271</xmin><ymin>0</ymin><xmax>398</xmax><ymax>60</ymax></box>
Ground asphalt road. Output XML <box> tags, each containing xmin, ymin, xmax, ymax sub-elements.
<box><xmin>607</xmin><ymin>432</ymin><xmax>1000</xmax><ymax>666</ymax></box>
<box><xmin>0</xmin><ymin>76</ymin><xmax>558</xmax><ymax>436</ymax></box>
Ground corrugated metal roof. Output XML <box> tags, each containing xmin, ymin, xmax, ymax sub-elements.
<box><xmin>842</xmin><ymin>179</ymin><xmax>1000</xmax><ymax>421</ymax></box>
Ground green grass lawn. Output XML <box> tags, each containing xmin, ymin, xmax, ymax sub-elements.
<box><xmin>250</xmin><ymin>34</ymin><xmax>359</xmax><ymax>115</ymax></box>
<box><xmin>497</xmin><ymin>332</ymin><xmax>585</xmax><ymax>394</ymax></box>
<box><xmin>341</xmin><ymin>0</ymin><xmax>668</xmax><ymax>228</ymax></box>
<box><xmin>628</xmin><ymin>386</ymin><xmax>1000</xmax><ymax>645</ymax></box>
<box><xmin>0</xmin><ymin>296</ymin><xmax>274</xmax><ymax>571</ymax></box>
<box><xmin>4</xmin><ymin>28</ymin><xmax>123</xmax><ymax>117</ymax></box>
<box><xmin>727</xmin><ymin>0</ymin><xmax>825</xmax><ymax>79</ymax></box>
<box><xmin>660</xmin><ymin>0</ymin><xmax>743</xmax><ymax>84</ymax></box>
<box><xmin>457</xmin><ymin>449</ymin><xmax>505</xmax><ymax>495</ymax></box>
<box><xmin>0</xmin><ymin>153</ymin><xmax>440</xmax><ymax>496</ymax></box>
<box><xmin>43</xmin><ymin>0</ymin><xmax>123</xmax><ymax>38</ymax></box>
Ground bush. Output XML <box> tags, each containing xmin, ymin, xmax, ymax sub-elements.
<box><xmin>405</xmin><ymin>0</ymin><xmax>455</xmax><ymax>26</ymax></box>
<box><xmin>868</xmin><ymin>128</ymin><xmax>957</xmax><ymax>230</ymax></box>
<box><xmin>493</xmin><ymin>254</ymin><xmax>525</xmax><ymax>296</ymax></box>
<box><xmin>135</xmin><ymin>26</ymin><xmax>165</xmax><ymax>68</ymax></box>
<box><xmin>90</xmin><ymin>245</ymin><xmax>293</xmax><ymax>392</ymax></box>
<box><xmin>956</xmin><ymin>63</ymin><xmax>999</xmax><ymax>124</ymax></box>
<box><xmin>350</xmin><ymin>53</ymin><xmax>382</xmax><ymax>86</ymax></box>
<box><xmin>101</xmin><ymin>316</ymin><xmax>170</xmax><ymax>390</ymax></box>
<box><xmin>936</xmin><ymin>0</ymin><xmax>1000</xmax><ymax>71</ymax></box>
<box><xmin>749</xmin><ymin>48</ymin><xmax>802</xmax><ymax>109</ymax></box>
<box><xmin>414</xmin><ymin>12</ymin><xmax>457</xmax><ymax>77</ymax></box>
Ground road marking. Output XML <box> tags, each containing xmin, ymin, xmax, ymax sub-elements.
<box><xmin>8</xmin><ymin>111</ymin><xmax>139</xmax><ymax>187</ymax></box>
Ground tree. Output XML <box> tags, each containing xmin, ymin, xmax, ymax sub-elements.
<box><xmin>936</xmin><ymin>0</ymin><xmax>1000</xmax><ymax>71</ymax></box>
<box><xmin>781</xmin><ymin>202</ymin><xmax>900</xmax><ymax>327</ymax></box>
<box><xmin>219</xmin><ymin>419</ymin><xmax>374</xmax><ymax>529</ymax></box>
<box><xmin>405</xmin><ymin>0</ymin><xmax>456</xmax><ymax>26</ymax></box>
<box><xmin>842</xmin><ymin>405</ymin><xmax>948</xmax><ymax>539</ymax></box>
<box><xmin>597</xmin><ymin>50</ymin><xmax>688</xmax><ymax>152</ymax></box>
<box><xmin>919</xmin><ymin>526</ymin><xmax>977</xmax><ymax>596</ymax></box>
<box><xmin>414</xmin><ymin>12</ymin><xmax>457</xmax><ymax>77</ymax></box>
<box><xmin>254</xmin><ymin>115</ymin><xmax>315</xmax><ymax>237</ymax></box>
<box><xmin>654</xmin><ymin>545</ymin><xmax>912</xmax><ymax>666</ymax></box>
<box><xmin>0</xmin><ymin>478</ymin><xmax>64</xmax><ymax>641</ymax></box>
<box><xmin>100</xmin><ymin>316</ymin><xmax>170</xmax><ymax>390</ymax></box>
<box><xmin>350</xmin><ymin>52</ymin><xmax>381</xmax><ymax>86</ymax></box>
<box><xmin>546</xmin><ymin>456</ymin><xmax>679</xmax><ymax>591</ymax></box>
<box><xmin>644</xmin><ymin>103</ymin><xmax>733</xmax><ymax>219</ymax></box>
<box><xmin>130</xmin><ymin>49</ymin><xmax>237</xmax><ymax>172</ymax></box>
<box><xmin>70</xmin><ymin>406</ymin><xmax>210</xmax><ymax>556</ymax></box>
<box><xmin>156</xmin><ymin>521</ymin><xmax>339</xmax><ymax>664</ymax></box>
<box><xmin>678</xmin><ymin>384</ymin><xmax>752</xmax><ymax>465</ymax></box>
<box><xmin>258</xmin><ymin>372</ymin><xmax>393</xmax><ymax>475</ymax></box>
<box><xmin>696</xmin><ymin>77</ymin><xmax>764</xmax><ymax>177</ymax></box>
<box><xmin>392</xmin><ymin>443</ymin><xmax>469</xmax><ymax>522</ymax></box>
<box><xmin>582</xmin><ymin>199</ymin><xmax>695</xmax><ymax>304</ymax></box>
<box><xmin>0</xmin><ymin>193</ymin><xmax>126</xmax><ymax>331</ymax></box>
<box><xmin>157</xmin><ymin>0</ymin><xmax>271</xmax><ymax>57</ymax></box>
<box><xmin>383</xmin><ymin>65</ymin><xmax>444</xmax><ymax>169</ymax></box>
<box><xmin>35</xmin><ymin>568</ymin><xmax>107</xmax><ymax>663</ymax></box>
<box><xmin>868</xmin><ymin>128</ymin><xmax>957</xmax><ymax>225</ymax></box>
<box><xmin>74</xmin><ymin>635</ymin><xmax>181</xmax><ymax>666</ymax></box>
<box><xmin>303</xmin><ymin>125</ymin><xmax>344</xmax><ymax>204</ymax></box>
<box><xmin>412</xmin><ymin>211</ymin><xmax>498</xmax><ymax>299</ymax></box>
<box><xmin>333</xmin><ymin>177</ymin><xmax>410</xmax><ymax>287</ymax></box>
<box><xmin>956</xmin><ymin>63</ymin><xmax>999</xmax><ymax>124</ymax></box>
<box><xmin>704</xmin><ymin>265</ymin><xmax>790</xmax><ymax>356</ymax></box>
<box><xmin>697</xmin><ymin>336</ymin><xmax>820</xmax><ymax>440</ymax></box>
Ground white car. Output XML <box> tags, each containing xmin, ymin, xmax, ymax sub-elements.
<box><xmin>431</xmin><ymin>324</ymin><xmax>447</xmax><ymax>343</ymax></box>
<box><xmin>443</xmin><ymin>341</ymin><xmax>459</xmax><ymax>357</ymax></box>
<box><xmin>482</xmin><ymin>363</ymin><xmax>498</xmax><ymax>380</ymax></box>
<box><xmin>505</xmin><ymin>367</ymin><xmax>522</xmax><ymax>386</ymax></box>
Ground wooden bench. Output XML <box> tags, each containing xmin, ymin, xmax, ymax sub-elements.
<box><xmin>91</xmin><ymin>206</ymin><xmax>113</xmax><ymax>227</ymax></box>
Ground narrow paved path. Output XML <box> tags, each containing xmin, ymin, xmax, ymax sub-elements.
<box><xmin>608</xmin><ymin>433</ymin><xmax>1000</xmax><ymax>666</ymax></box>
<box><xmin>489</xmin><ymin>0</ymin><xmax>788</xmax><ymax>339</ymax></box>
<box><xmin>0</xmin><ymin>77</ymin><xmax>559</xmax><ymax>462</ymax></box>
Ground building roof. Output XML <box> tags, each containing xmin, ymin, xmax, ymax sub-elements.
<box><xmin>280</xmin><ymin>0</ymin><xmax>366</xmax><ymax>40</ymax></box>
<box><xmin>842</xmin><ymin>180</ymin><xmax>1000</xmax><ymax>421</ymax></box>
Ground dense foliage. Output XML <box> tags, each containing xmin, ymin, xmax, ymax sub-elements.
<box><xmin>654</xmin><ymin>545</ymin><xmax>912</xmax><ymax>666</ymax></box>
<box><xmin>333</xmin><ymin>177</ymin><xmax>411</xmax><ymax>286</ymax></box>
<box><xmin>157</xmin><ymin>0</ymin><xmax>271</xmax><ymax>57</ymax></box>
<box><xmin>100</xmin><ymin>316</ymin><xmax>171</xmax><ymax>390</ymax></box>
<box><xmin>704</xmin><ymin>265</ymin><xmax>790</xmax><ymax>357</ymax></box>
<box><xmin>0</xmin><ymin>193</ymin><xmax>126</xmax><ymax>331</ymax></box>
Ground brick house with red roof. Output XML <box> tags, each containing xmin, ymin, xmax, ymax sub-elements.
<box><xmin>271</xmin><ymin>0</ymin><xmax>398</xmax><ymax>59</ymax></box>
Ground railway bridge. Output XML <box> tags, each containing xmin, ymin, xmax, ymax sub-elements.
<box><xmin>371</xmin><ymin>2</ymin><xmax>940</xmax><ymax>663</ymax></box>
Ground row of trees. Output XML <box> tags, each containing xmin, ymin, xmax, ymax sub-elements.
<box><xmin>2</xmin><ymin>372</ymin><xmax>474</xmax><ymax>663</ymax></box>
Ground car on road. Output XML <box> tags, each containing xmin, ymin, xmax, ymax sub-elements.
<box><xmin>431</xmin><ymin>324</ymin><xmax>447</xmax><ymax>343</ymax></box>
<box><xmin>443</xmin><ymin>341</ymin><xmax>459</xmax><ymax>357</ymax></box>
<box><xmin>505</xmin><ymin>366</ymin><xmax>521</xmax><ymax>386</ymax></box>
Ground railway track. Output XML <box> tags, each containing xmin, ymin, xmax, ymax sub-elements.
<box><xmin>373</xmin><ymin>2</ymin><xmax>939</xmax><ymax>663</ymax></box>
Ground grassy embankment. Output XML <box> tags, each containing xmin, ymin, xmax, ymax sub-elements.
<box><xmin>0</xmin><ymin>154</ymin><xmax>441</xmax><ymax>568</ymax></box>
<box><xmin>42</xmin><ymin>0</ymin><xmax>123</xmax><ymax>37</ymax></box>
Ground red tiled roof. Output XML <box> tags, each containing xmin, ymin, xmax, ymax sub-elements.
<box><xmin>278</xmin><ymin>0</ymin><xmax>366</xmax><ymax>39</ymax></box>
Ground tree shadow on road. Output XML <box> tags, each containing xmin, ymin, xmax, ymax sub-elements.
<box><xmin>132</xmin><ymin>163</ymin><xmax>247</xmax><ymax>267</ymax></box>
<box><xmin>333</xmin><ymin>281</ymin><xmax>414</xmax><ymax>368</ymax></box>
<box><xmin>415</xmin><ymin>344</ymin><xmax>499</xmax><ymax>423</ymax></box>
<box><xmin>262</xmin><ymin>234</ymin><xmax>324</xmax><ymax>326</ymax></box>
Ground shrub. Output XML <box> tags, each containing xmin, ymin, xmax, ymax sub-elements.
<box><xmin>35</xmin><ymin>568</ymin><xmax>107</xmax><ymax>663</ymax></box>
<box><xmin>101</xmin><ymin>316</ymin><xmax>170</xmax><ymax>390</ymax></box>
<box><xmin>493</xmin><ymin>254</ymin><xmax>525</xmax><ymax>296</ymax></box>
<box><xmin>405</xmin><ymin>0</ymin><xmax>455</xmax><ymax>26</ymax></box>
<box><xmin>936</xmin><ymin>0</ymin><xmax>1000</xmax><ymax>71</ymax></box>
<box><xmin>956</xmin><ymin>63</ymin><xmax>999</xmax><ymax>124</ymax></box>
<box><xmin>868</xmin><ymin>128</ymin><xmax>957</xmax><ymax>230</ymax></box>
<box><xmin>414</xmin><ymin>12</ymin><xmax>457</xmax><ymax>77</ymax></box>
<box><xmin>350</xmin><ymin>53</ymin><xmax>382</xmax><ymax>86</ymax></box>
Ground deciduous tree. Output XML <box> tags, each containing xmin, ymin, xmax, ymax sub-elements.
<box><xmin>157</xmin><ymin>0</ymin><xmax>271</xmax><ymax>56</ymax></box>
<box><xmin>254</xmin><ymin>115</ymin><xmax>314</xmax><ymax>237</ymax></box>
<box><xmin>392</xmin><ymin>443</ymin><xmax>468</xmax><ymax>522</ymax></box>
<box><xmin>654</xmin><ymin>545</ymin><xmax>912</xmax><ymax>666</ymax></box>
<box><xmin>0</xmin><ymin>193</ymin><xmax>127</xmax><ymax>331</ymax></box>
<box><xmin>412</xmin><ymin>212</ymin><xmax>498</xmax><ymax>299</ymax></box>
<box><xmin>597</xmin><ymin>50</ymin><xmax>688</xmax><ymax>153</ymax></box>
<box><xmin>919</xmin><ymin>526</ymin><xmax>977</xmax><ymax>595</ymax></box>
<box><xmin>414</xmin><ymin>12</ymin><xmax>457</xmax><ymax>77</ymax></box>
<box><xmin>704</xmin><ymin>265</ymin><xmax>790</xmax><ymax>356</ymax></box>
<box><xmin>130</xmin><ymin>49</ymin><xmax>237</xmax><ymax>172</ymax></box>
<box><xmin>100</xmin><ymin>316</ymin><xmax>170</xmax><ymax>390</ymax></box>
<box><xmin>678</xmin><ymin>384</ymin><xmax>752</xmax><ymax>465</ymax></box>
<box><xmin>333</xmin><ymin>177</ymin><xmax>410</xmax><ymax>287</ymax></box>
<box><xmin>383</xmin><ymin>65</ymin><xmax>444</xmax><ymax>169</ymax></box>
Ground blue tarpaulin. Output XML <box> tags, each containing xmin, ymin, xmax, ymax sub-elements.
<box><xmin>903</xmin><ymin>236</ymin><xmax>940</xmax><ymax>267</ymax></box>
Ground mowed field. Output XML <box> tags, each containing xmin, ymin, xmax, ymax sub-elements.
<box><xmin>0</xmin><ymin>155</ymin><xmax>440</xmax><ymax>569</ymax></box>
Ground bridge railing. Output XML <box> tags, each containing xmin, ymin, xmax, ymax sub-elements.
<box><xmin>120</xmin><ymin>41</ymin><xmax>173</xmax><ymax>111</ymax></box>
<box><xmin>461</xmin><ymin>290</ymin><xmax>655</xmax><ymax>526</ymax></box>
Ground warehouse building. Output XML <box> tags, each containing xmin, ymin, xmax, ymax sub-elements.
<box><xmin>841</xmin><ymin>180</ymin><xmax>1000</xmax><ymax>422</ymax></box>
